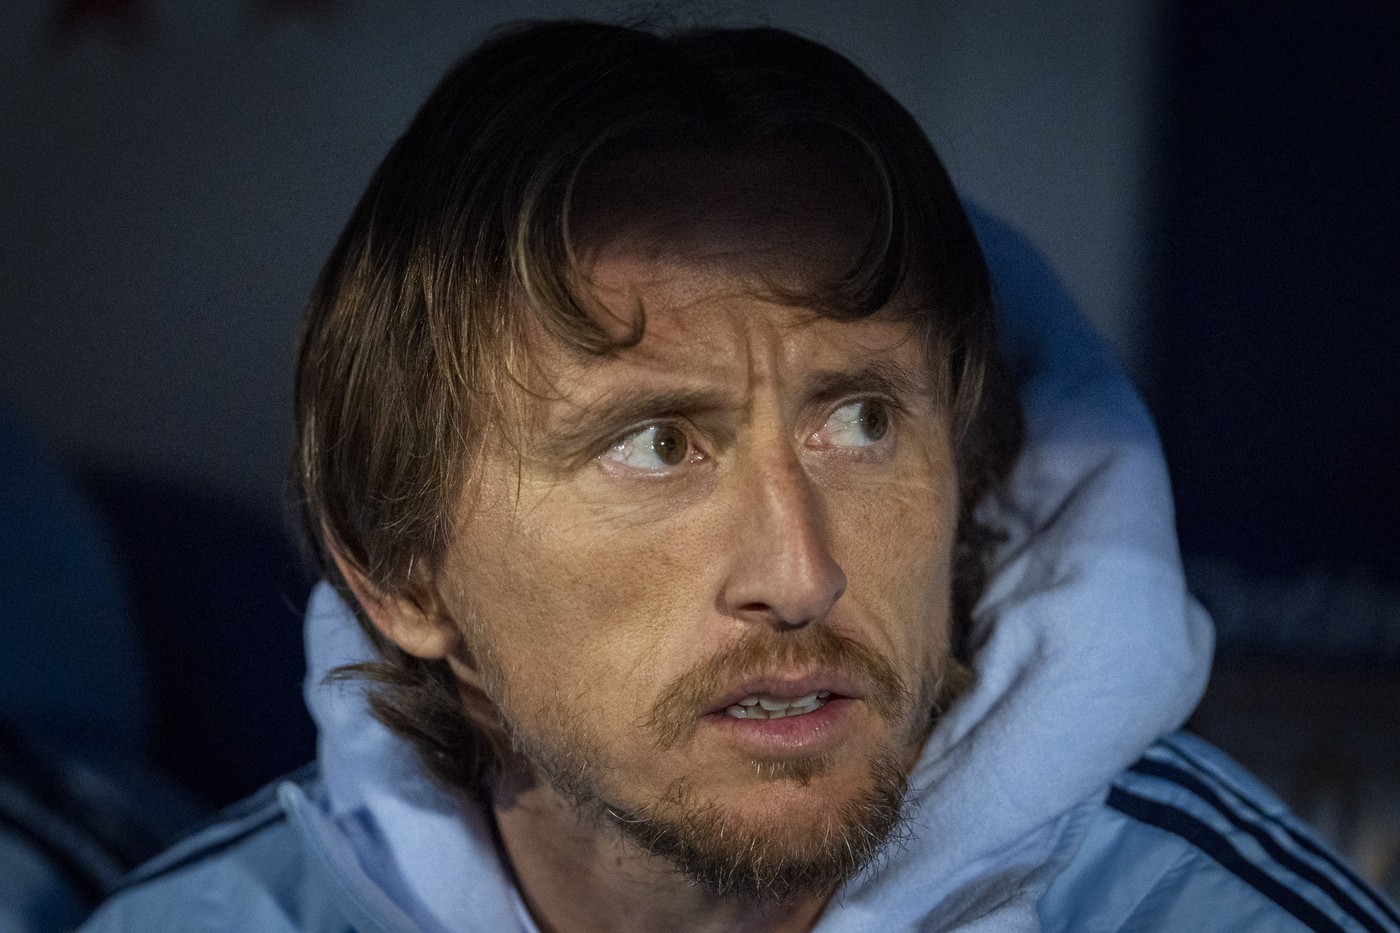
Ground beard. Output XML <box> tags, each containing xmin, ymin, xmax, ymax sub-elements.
<box><xmin>494</xmin><ymin>626</ymin><xmax>946</xmax><ymax>905</ymax></box>
<box><xmin>591</xmin><ymin>749</ymin><xmax>912</xmax><ymax>903</ymax></box>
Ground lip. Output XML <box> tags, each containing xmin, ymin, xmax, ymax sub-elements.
<box><xmin>702</xmin><ymin>693</ymin><xmax>861</xmax><ymax>759</ymax></box>
<box><xmin>704</xmin><ymin>670</ymin><xmax>867</xmax><ymax>716</ymax></box>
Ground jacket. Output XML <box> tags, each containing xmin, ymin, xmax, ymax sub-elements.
<box><xmin>82</xmin><ymin>732</ymin><xmax>1399</xmax><ymax>932</ymax></box>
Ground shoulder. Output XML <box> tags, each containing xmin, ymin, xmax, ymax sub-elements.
<box><xmin>79</xmin><ymin>764</ymin><xmax>353</xmax><ymax>933</ymax></box>
<box><xmin>1039</xmin><ymin>733</ymin><xmax>1400</xmax><ymax>933</ymax></box>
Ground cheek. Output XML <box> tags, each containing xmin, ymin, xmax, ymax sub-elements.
<box><xmin>834</xmin><ymin>475</ymin><xmax>955</xmax><ymax>560</ymax></box>
<box><xmin>448</xmin><ymin>494</ymin><xmax>706</xmax><ymax>724</ymax></box>
<box><xmin>825</xmin><ymin>465</ymin><xmax>958</xmax><ymax>663</ymax></box>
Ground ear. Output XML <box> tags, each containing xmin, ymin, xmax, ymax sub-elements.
<box><xmin>331</xmin><ymin>551</ymin><xmax>457</xmax><ymax>660</ymax></box>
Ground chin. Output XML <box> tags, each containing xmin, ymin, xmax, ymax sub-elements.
<box><xmin>606</xmin><ymin>751</ymin><xmax>912</xmax><ymax>903</ymax></box>
<box><xmin>719</xmin><ymin>752</ymin><xmax>875</xmax><ymax>813</ymax></box>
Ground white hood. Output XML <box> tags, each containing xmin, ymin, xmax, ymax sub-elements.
<box><xmin>294</xmin><ymin>208</ymin><xmax>1214</xmax><ymax>933</ymax></box>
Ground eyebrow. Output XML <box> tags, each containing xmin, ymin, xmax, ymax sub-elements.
<box><xmin>534</xmin><ymin>356</ymin><xmax>937</xmax><ymax>463</ymax></box>
<box><xmin>535</xmin><ymin>386</ymin><xmax>734</xmax><ymax>462</ymax></box>
<box><xmin>803</xmin><ymin>358</ymin><xmax>935</xmax><ymax>407</ymax></box>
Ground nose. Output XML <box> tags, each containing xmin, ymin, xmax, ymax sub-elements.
<box><xmin>720</xmin><ymin>445</ymin><xmax>847</xmax><ymax>629</ymax></box>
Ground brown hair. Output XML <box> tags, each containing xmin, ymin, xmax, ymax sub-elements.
<box><xmin>293</xmin><ymin>20</ymin><xmax>1023</xmax><ymax>796</ymax></box>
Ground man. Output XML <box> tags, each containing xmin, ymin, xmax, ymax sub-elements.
<box><xmin>82</xmin><ymin>20</ymin><xmax>1397</xmax><ymax>932</ymax></box>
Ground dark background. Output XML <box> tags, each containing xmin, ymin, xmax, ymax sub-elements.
<box><xmin>1150</xmin><ymin>2</ymin><xmax>1399</xmax><ymax>587</ymax></box>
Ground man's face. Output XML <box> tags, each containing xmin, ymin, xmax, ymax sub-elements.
<box><xmin>426</xmin><ymin>159</ymin><xmax>961</xmax><ymax>898</ymax></box>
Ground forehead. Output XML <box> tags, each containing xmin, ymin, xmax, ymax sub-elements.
<box><xmin>500</xmin><ymin>146</ymin><xmax>941</xmax><ymax>435</ymax></box>
<box><xmin>515</xmin><ymin>252</ymin><xmax>937</xmax><ymax>444</ymax></box>
<box><xmin>577</xmin><ymin>248</ymin><xmax>917</xmax><ymax>370</ymax></box>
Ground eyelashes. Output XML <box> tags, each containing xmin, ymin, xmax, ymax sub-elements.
<box><xmin>596</xmin><ymin>397</ymin><xmax>898</xmax><ymax>477</ymax></box>
<box><xmin>601</xmin><ymin>423</ymin><xmax>703</xmax><ymax>472</ymax></box>
<box><xmin>813</xmin><ymin>399</ymin><xmax>891</xmax><ymax>449</ymax></box>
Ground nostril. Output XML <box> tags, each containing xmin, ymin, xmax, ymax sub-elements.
<box><xmin>743</xmin><ymin>606</ymin><xmax>818</xmax><ymax>630</ymax></box>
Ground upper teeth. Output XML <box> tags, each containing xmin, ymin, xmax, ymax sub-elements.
<box><xmin>726</xmin><ymin>691</ymin><xmax>831</xmax><ymax>719</ymax></box>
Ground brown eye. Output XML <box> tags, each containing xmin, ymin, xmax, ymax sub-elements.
<box><xmin>602</xmin><ymin>423</ymin><xmax>695</xmax><ymax>472</ymax></box>
<box><xmin>818</xmin><ymin>399</ymin><xmax>893</xmax><ymax>449</ymax></box>
<box><xmin>858</xmin><ymin>400</ymin><xmax>889</xmax><ymax>442</ymax></box>
<box><xmin>652</xmin><ymin>424</ymin><xmax>688</xmax><ymax>466</ymax></box>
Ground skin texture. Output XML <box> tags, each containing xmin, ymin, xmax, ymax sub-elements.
<box><xmin>345</xmin><ymin>157</ymin><xmax>961</xmax><ymax>933</ymax></box>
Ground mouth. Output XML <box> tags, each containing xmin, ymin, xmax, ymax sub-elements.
<box><xmin>724</xmin><ymin>690</ymin><xmax>832</xmax><ymax>720</ymax></box>
<box><xmin>691</xmin><ymin>675</ymin><xmax>866</xmax><ymax>759</ymax></box>
<box><xmin>706</xmin><ymin>672</ymin><xmax>862</xmax><ymax>722</ymax></box>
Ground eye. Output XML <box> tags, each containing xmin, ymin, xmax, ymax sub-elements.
<box><xmin>601</xmin><ymin>423</ymin><xmax>693</xmax><ymax>471</ymax></box>
<box><xmin>818</xmin><ymin>399</ymin><xmax>891</xmax><ymax>448</ymax></box>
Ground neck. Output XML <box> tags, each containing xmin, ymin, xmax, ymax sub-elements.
<box><xmin>490</xmin><ymin>777</ymin><xmax>830</xmax><ymax>933</ymax></box>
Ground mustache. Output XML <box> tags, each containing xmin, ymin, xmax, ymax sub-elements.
<box><xmin>644</xmin><ymin>626</ymin><xmax>910</xmax><ymax>750</ymax></box>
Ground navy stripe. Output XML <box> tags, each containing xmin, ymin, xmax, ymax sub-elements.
<box><xmin>1130</xmin><ymin>758</ymin><xmax>1392</xmax><ymax>933</ymax></box>
<box><xmin>110</xmin><ymin>808</ymin><xmax>287</xmax><ymax>895</ymax></box>
<box><xmin>1161</xmin><ymin>737</ymin><xmax>1400</xmax><ymax>931</ymax></box>
<box><xmin>1108</xmin><ymin>786</ymin><xmax>1345</xmax><ymax>932</ymax></box>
